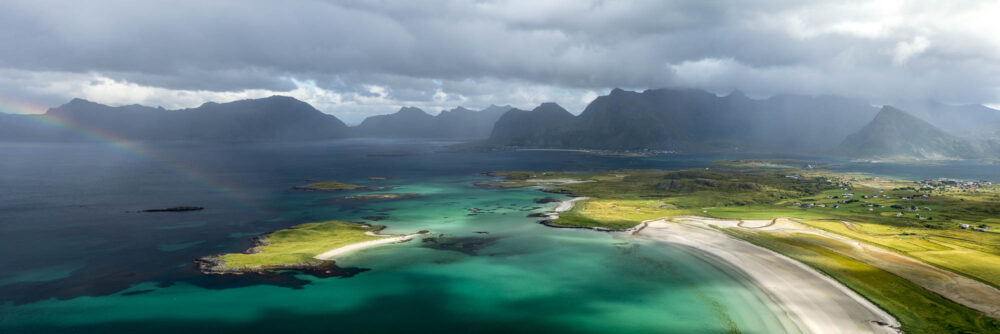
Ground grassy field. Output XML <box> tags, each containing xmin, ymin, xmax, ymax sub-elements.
<box><xmin>797</xmin><ymin>219</ymin><xmax>1000</xmax><ymax>288</ymax></box>
<box><xmin>724</xmin><ymin>229</ymin><xmax>1000</xmax><ymax>334</ymax></box>
<box><xmin>483</xmin><ymin>164</ymin><xmax>1000</xmax><ymax>330</ymax></box>
<box><xmin>217</xmin><ymin>221</ymin><xmax>383</xmax><ymax>269</ymax></box>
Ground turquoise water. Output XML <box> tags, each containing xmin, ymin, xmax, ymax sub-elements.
<box><xmin>2</xmin><ymin>178</ymin><xmax>797</xmax><ymax>333</ymax></box>
<box><xmin>4</xmin><ymin>140</ymin><xmax>995</xmax><ymax>333</ymax></box>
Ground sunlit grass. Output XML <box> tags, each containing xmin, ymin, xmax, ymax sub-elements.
<box><xmin>217</xmin><ymin>221</ymin><xmax>383</xmax><ymax>269</ymax></box>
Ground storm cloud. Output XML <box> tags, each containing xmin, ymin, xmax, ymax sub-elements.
<box><xmin>1</xmin><ymin>0</ymin><xmax>998</xmax><ymax>123</ymax></box>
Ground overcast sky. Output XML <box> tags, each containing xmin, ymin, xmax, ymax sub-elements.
<box><xmin>1</xmin><ymin>0</ymin><xmax>998</xmax><ymax>124</ymax></box>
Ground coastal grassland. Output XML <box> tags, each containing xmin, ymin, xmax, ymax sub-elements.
<box><xmin>723</xmin><ymin>229</ymin><xmax>1000</xmax><ymax>334</ymax></box>
<box><xmin>556</xmin><ymin>199</ymin><xmax>693</xmax><ymax>229</ymax></box>
<box><xmin>216</xmin><ymin>221</ymin><xmax>383</xmax><ymax>269</ymax></box>
<box><xmin>796</xmin><ymin>219</ymin><xmax>1000</xmax><ymax>288</ymax></box>
<box><xmin>541</xmin><ymin>168</ymin><xmax>841</xmax><ymax>226</ymax></box>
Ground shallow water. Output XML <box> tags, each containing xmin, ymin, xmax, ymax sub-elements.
<box><xmin>1</xmin><ymin>140</ymin><xmax>995</xmax><ymax>333</ymax></box>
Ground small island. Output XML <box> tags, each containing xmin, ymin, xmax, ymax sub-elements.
<box><xmin>341</xmin><ymin>193</ymin><xmax>418</xmax><ymax>201</ymax></box>
<box><xmin>292</xmin><ymin>181</ymin><xmax>382</xmax><ymax>191</ymax></box>
<box><xmin>142</xmin><ymin>206</ymin><xmax>204</xmax><ymax>213</ymax></box>
<box><xmin>199</xmin><ymin>221</ymin><xmax>424</xmax><ymax>274</ymax></box>
<box><xmin>474</xmin><ymin>171</ymin><xmax>595</xmax><ymax>188</ymax></box>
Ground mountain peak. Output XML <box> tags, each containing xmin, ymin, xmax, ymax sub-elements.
<box><xmin>838</xmin><ymin>106</ymin><xmax>979</xmax><ymax>159</ymax></box>
<box><xmin>725</xmin><ymin>90</ymin><xmax>749</xmax><ymax>99</ymax></box>
<box><xmin>395</xmin><ymin>106</ymin><xmax>430</xmax><ymax>116</ymax></box>
<box><xmin>878</xmin><ymin>105</ymin><xmax>906</xmax><ymax>114</ymax></box>
<box><xmin>67</xmin><ymin>98</ymin><xmax>95</xmax><ymax>105</ymax></box>
<box><xmin>444</xmin><ymin>106</ymin><xmax>474</xmax><ymax>114</ymax></box>
<box><xmin>871</xmin><ymin>105</ymin><xmax>919</xmax><ymax>123</ymax></box>
<box><xmin>534</xmin><ymin>102</ymin><xmax>569</xmax><ymax>114</ymax></box>
<box><xmin>47</xmin><ymin>98</ymin><xmax>107</xmax><ymax>115</ymax></box>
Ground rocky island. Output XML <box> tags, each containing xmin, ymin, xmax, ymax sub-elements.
<box><xmin>142</xmin><ymin>206</ymin><xmax>204</xmax><ymax>213</ymax></box>
<box><xmin>340</xmin><ymin>193</ymin><xmax>418</xmax><ymax>201</ymax></box>
<box><xmin>292</xmin><ymin>181</ymin><xmax>384</xmax><ymax>191</ymax></box>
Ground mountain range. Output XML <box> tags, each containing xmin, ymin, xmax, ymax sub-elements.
<box><xmin>2</xmin><ymin>89</ymin><xmax>998</xmax><ymax>160</ymax></box>
<box><xmin>352</xmin><ymin>104</ymin><xmax>511</xmax><ymax>139</ymax></box>
<box><xmin>1</xmin><ymin>96</ymin><xmax>349</xmax><ymax>142</ymax></box>
<box><xmin>487</xmin><ymin>88</ymin><xmax>881</xmax><ymax>153</ymax></box>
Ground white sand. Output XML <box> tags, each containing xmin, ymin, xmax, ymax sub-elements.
<box><xmin>542</xmin><ymin>196</ymin><xmax>589</xmax><ymax>220</ymax></box>
<box><xmin>638</xmin><ymin>219</ymin><xmax>900</xmax><ymax>334</ymax></box>
<box><xmin>313</xmin><ymin>233</ymin><xmax>420</xmax><ymax>260</ymax></box>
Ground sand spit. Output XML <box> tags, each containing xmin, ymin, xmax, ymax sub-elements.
<box><xmin>314</xmin><ymin>232</ymin><xmax>423</xmax><ymax>260</ymax></box>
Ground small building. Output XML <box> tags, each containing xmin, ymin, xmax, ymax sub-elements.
<box><xmin>896</xmin><ymin>212</ymin><xmax>903</xmax><ymax>217</ymax></box>
<box><xmin>960</xmin><ymin>224</ymin><xmax>970</xmax><ymax>229</ymax></box>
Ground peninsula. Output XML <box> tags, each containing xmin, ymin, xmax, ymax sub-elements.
<box><xmin>481</xmin><ymin>164</ymin><xmax>1000</xmax><ymax>333</ymax></box>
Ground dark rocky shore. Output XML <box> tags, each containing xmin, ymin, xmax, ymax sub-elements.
<box><xmin>291</xmin><ymin>185</ymin><xmax>386</xmax><ymax>191</ymax></box>
<box><xmin>195</xmin><ymin>256</ymin><xmax>364</xmax><ymax>278</ymax></box>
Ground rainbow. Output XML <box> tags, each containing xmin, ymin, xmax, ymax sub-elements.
<box><xmin>0</xmin><ymin>96</ymin><xmax>258</xmax><ymax>210</ymax></box>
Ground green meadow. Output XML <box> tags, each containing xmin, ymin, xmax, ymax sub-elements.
<box><xmin>217</xmin><ymin>221</ymin><xmax>383</xmax><ymax>269</ymax></box>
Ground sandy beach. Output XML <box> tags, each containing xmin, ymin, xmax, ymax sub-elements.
<box><xmin>314</xmin><ymin>232</ymin><xmax>421</xmax><ymax>260</ymax></box>
<box><xmin>546</xmin><ymin>196</ymin><xmax>589</xmax><ymax>218</ymax></box>
<box><xmin>672</xmin><ymin>216</ymin><xmax>1000</xmax><ymax>319</ymax></box>
<box><xmin>638</xmin><ymin>218</ymin><xmax>901</xmax><ymax>334</ymax></box>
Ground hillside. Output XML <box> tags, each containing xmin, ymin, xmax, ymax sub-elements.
<box><xmin>488</xmin><ymin>103</ymin><xmax>576</xmax><ymax>146</ymax></box>
<box><xmin>351</xmin><ymin>107</ymin><xmax>438</xmax><ymax>138</ymax></box>
<box><xmin>837</xmin><ymin>106</ymin><xmax>980</xmax><ymax>160</ymax></box>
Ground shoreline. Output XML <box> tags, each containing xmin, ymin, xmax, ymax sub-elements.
<box><xmin>314</xmin><ymin>231</ymin><xmax>423</xmax><ymax>260</ymax></box>
<box><xmin>537</xmin><ymin>196</ymin><xmax>649</xmax><ymax>233</ymax></box>
<box><xmin>636</xmin><ymin>218</ymin><xmax>901</xmax><ymax>334</ymax></box>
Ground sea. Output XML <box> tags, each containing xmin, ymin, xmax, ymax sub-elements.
<box><xmin>1</xmin><ymin>139</ymin><xmax>996</xmax><ymax>333</ymax></box>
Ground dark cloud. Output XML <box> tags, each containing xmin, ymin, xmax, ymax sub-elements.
<box><xmin>0</xmin><ymin>0</ymin><xmax>998</xmax><ymax>117</ymax></box>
